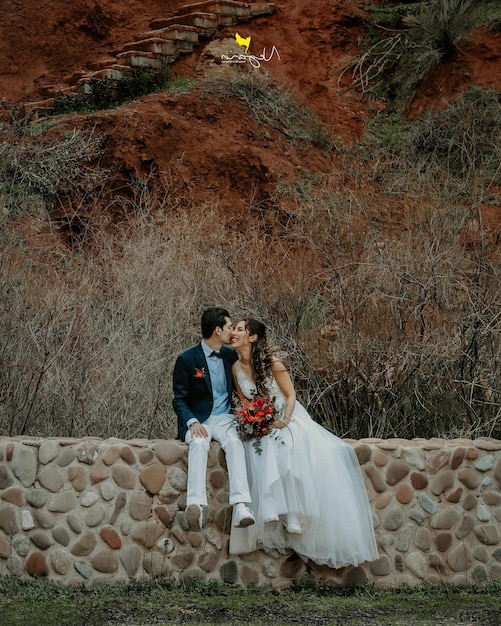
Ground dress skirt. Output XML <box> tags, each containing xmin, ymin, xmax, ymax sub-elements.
<box><xmin>229</xmin><ymin>400</ymin><xmax>379</xmax><ymax>569</ymax></box>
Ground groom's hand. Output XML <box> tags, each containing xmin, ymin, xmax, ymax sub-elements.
<box><xmin>190</xmin><ymin>422</ymin><xmax>208</xmax><ymax>438</ymax></box>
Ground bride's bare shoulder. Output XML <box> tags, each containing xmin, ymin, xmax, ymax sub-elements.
<box><xmin>271</xmin><ymin>356</ymin><xmax>287</xmax><ymax>373</ymax></box>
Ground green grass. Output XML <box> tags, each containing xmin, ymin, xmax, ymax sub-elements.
<box><xmin>0</xmin><ymin>577</ymin><xmax>500</xmax><ymax>625</ymax></box>
<box><xmin>49</xmin><ymin>68</ymin><xmax>188</xmax><ymax>116</ymax></box>
<box><xmin>167</xmin><ymin>77</ymin><xmax>196</xmax><ymax>95</ymax></box>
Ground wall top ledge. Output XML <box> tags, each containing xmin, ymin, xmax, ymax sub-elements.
<box><xmin>1</xmin><ymin>435</ymin><xmax>500</xmax><ymax>450</ymax></box>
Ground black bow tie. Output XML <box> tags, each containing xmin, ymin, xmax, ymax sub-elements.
<box><xmin>209</xmin><ymin>351</ymin><xmax>223</xmax><ymax>358</ymax></box>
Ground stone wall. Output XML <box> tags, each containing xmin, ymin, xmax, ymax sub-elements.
<box><xmin>0</xmin><ymin>436</ymin><xmax>500</xmax><ymax>587</ymax></box>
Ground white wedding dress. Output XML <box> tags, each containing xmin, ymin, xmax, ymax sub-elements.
<box><xmin>230</xmin><ymin>361</ymin><xmax>379</xmax><ymax>568</ymax></box>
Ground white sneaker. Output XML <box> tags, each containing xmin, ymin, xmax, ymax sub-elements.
<box><xmin>185</xmin><ymin>503</ymin><xmax>203</xmax><ymax>531</ymax></box>
<box><xmin>285</xmin><ymin>514</ymin><xmax>302</xmax><ymax>534</ymax></box>
<box><xmin>233</xmin><ymin>503</ymin><xmax>255</xmax><ymax>528</ymax></box>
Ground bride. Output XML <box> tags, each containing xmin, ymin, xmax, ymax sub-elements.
<box><xmin>229</xmin><ymin>317</ymin><xmax>378</xmax><ymax>569</ymax></box>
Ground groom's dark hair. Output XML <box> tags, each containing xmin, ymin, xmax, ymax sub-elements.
<box><xmin>201</xmin><ymin>307</ymin><xmax>230</xmax><ymax>339</ymax></box>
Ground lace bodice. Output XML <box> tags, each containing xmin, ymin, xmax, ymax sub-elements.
<box><xmin>235</xmin><ymin>361</ymin><xmax>285</xmax><ymax>405</ymax></box>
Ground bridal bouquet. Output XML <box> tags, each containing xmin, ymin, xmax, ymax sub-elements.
<box><xmin>234</xmin><ymin>394</ymin><xmax>282</xmax><ymax>455</ymax></box>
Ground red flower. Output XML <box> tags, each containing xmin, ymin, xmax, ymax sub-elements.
<box><xmin>194</xmin><ymin>367</ymin><xmax>206</xmax><ymax>379</ymax></box>
<box><xmin>233</xmin><ymin>394</ymin><xmax>283</xmax><ymax>454</ymax></box>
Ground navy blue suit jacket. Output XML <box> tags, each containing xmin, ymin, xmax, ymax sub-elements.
<box><xmin>172</xmin><ymin>343</ymin><xmax>238</xmax><ymax>441</ymax></box>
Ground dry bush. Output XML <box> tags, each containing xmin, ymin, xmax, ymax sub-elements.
<box><xmin>273</xmin><ymin>172</ymin><xmax>500</xmax><ymax>440</ymax></box>
<box><xmin>374</xmin><ymin>88</ymin><xmax>501</xmax><ymax>201</ymax></box>
<box><xmin>2</xmin><ymin>162</ymin><xmax>499</xmax><ymax>441</ymax></box>
<box><xmin>0</xmin><ymin>115</ymin><xmax>102</xmax><ymax>222</ymax></box>
<box><xmin>312</xmin><ymin>88</ymin><xmax>501</xmax><ymax>439</ymax></box>
<box><xmin>0</xmin><ymin>107</ymin><xmax>322</xmax><ymax>440</ymax></box>
<box><xmin>345</xmin><ymin>0</ymin><xmax>501</xmax><ymax>108</ymax></box>
<box><xmin>0</xmin><ymin>192</ymin><xmax>319</xmax><ymax>439</ymax></box>
<box><xmin>0</xmin><ymin>214</ymin><xmax>209</xmax><ymax>438</ymax></box>
<box><xmin>1</xmin><ymin>78</ymin><xmax>499</xmax><ymax>442</ymax></box>
<box><xmin>201</xmin><ymin>74</ymin><xmax>334</xmax><ymax>150</ymax></box>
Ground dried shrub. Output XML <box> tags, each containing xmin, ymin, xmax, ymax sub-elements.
<box><xmin>365</xmin><ymin>87</ymin><xmax>501</xmax><ymax>202</ymax></box>
<box><xmin>344</xmin><ymin>0</ymin><xmax>501</xmax><ymax>108</ymax></box>
<box><xmin>0</xmin><ymin>115</ymin><xmax>101</xmax><ymax>220</ymax></box>
<box><xmin>1</xmin><ymin>71</ymin><xmax>499</xmax><ymax>443</ymax></box>
<box><xmin>1</xmin><ymin>176</ymin><xmax>500</xmax><ymax>440</ymax></box>
<box><xmin>269</xmin><ymin>173</ymin><xmax>500</xmax><ymax>440</ymax></box>
<box><xmin>202</xmin><ymin>74</ymin><xmax>334</xmax><ymax>150</ymax></box>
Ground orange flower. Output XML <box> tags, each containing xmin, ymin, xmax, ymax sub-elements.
<box><xmin>233</xmin><ymin>393</ymin><xmax>283</xmax><ymax>454</ymax></box>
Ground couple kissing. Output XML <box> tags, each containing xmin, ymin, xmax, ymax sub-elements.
<box><xmin>172</xmin><ymin>307</ymin><xmax>379</xmax><ymax>568</ymax></box>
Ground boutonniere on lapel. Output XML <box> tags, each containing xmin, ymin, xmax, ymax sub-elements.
<box><xmin>194</xmin><ymin>367</ymin><xmax>206</xmax><ymax>379</ymax></box>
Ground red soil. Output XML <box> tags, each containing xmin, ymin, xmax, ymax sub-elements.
<box><xmin>1</xmin><ymin>0</ymin><xmax>500</xmax><ymax>240</ymax></box>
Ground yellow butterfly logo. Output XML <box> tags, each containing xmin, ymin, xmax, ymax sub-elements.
<box><xmin>235</xmin><ymin>32</ymin><xmax>251</xmax><ymax>54</ymax></box>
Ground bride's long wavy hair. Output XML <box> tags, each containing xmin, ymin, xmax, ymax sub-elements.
<box><xmin>240</xmin><ymin>318</ymin><xmax>275</xmax><ymax>396</ymax></box>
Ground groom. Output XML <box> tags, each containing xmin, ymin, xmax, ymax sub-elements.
<box><xmin>172</xmin><ymin>307</ymin><xmax>255</xmax><ymax>531</ymax></box>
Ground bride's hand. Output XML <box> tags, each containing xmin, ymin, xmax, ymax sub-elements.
<box><xmin>274</xmin><ymin>416</ymin><xmax>291</xmax><ymax>429</ymax></box>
